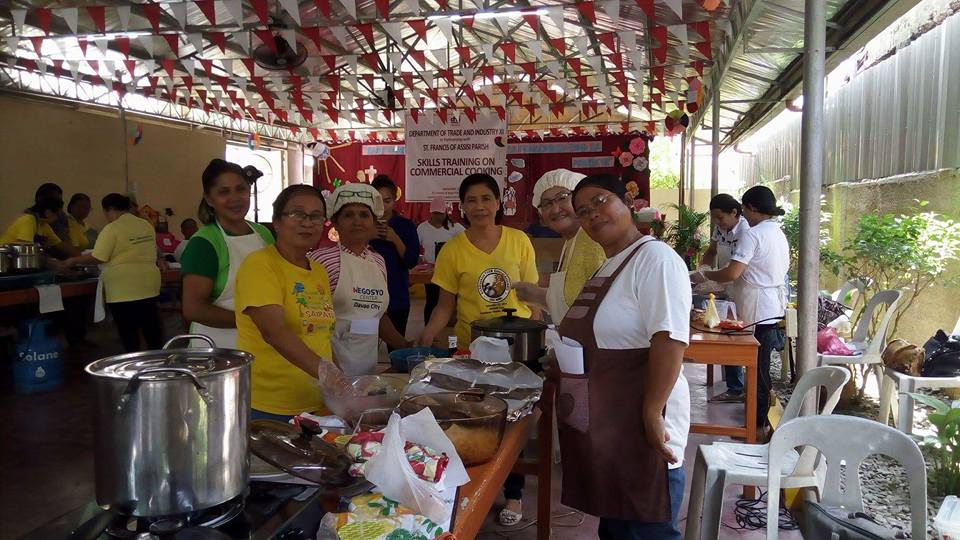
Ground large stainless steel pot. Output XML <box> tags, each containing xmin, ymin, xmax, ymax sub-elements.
<box><xmin>85</xmin><ymin>334</ymin><xmax>253</xmax><ymax>517</ymax></box>
<box><xmin>470</xmin><ymin>308</ymin><xmax>547</xmax><ymax>366</ymax></box>
<box><xmin>4</xmin><ymin>242</ymin><xmax>45</xmax><ymax>271</ymax></box>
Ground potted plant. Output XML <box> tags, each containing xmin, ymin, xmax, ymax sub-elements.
<box><xmin>663</xmin><ymin>204</ymin><xmax>709</xmax><ymax>270</ymax></box>
<box><xmin>910</xmin><ymin>393</ymin><xmax>960</xmax><ymax>496</ymax></box>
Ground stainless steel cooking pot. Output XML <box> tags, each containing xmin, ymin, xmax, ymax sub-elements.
<box><xmin>470</xmin><ymin>308</ymin><xmax>547</xmax><ymax>365</ymax></box>
<box><xmin>4</xmin><ymin>242</ymin><xmax>45</xmax><ymax>271</ymax></box>
<box><xmin>0</xmin><ymin>245</ymin><xmax>13</xmax><ymax>274</ymax></box>
<box><xmin>85</xmin><ymin>334</ymin><xmax>252</xmax><ymax>517</ymax></box>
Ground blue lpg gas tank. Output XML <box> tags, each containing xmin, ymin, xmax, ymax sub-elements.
<box><xmin>14</xmin><ymin>319</ymin><xmax>64</xmax><ymax>394</ymax></box>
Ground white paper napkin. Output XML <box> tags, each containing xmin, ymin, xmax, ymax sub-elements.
<box><xmin>554</xmin><ymin>336</ymin><xmax>585</xmax><ymax>374</ymax></box>
<box><xmin>35</xmin><ymin>284</ymin><xmax>64</xmax><ymax>314</ymax></box>
<box><xmin>469</xmin><ymin>336</ymin><xmax>512</xmax><ymax>364</ymax></box>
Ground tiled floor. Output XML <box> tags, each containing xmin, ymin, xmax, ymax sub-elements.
<box><xmin>0</xmin><ymin>299</ymin><xmax>800</xmax><ymax>539</ymax></box>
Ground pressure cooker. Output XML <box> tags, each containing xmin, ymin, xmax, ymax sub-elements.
<box><xmin>85</xmin><ymin>335</ymin><xmax>252</xmax><ymax>517</ymax></box>
<box><xmin>470</xmin><ymin>308</ymin><xmax>547</xmax><ymax>366</ymax></box>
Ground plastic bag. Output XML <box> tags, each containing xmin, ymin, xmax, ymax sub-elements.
<box><xmin>817</xmin><ymin>328</ymin><xmax>853</xmax><ymax>356</ymax></box>
<box><xmin>362</xmin><ymin>409</ymin><xmax>469</xmax><ymax>523</ymax></box>
<box><xmin>702</xmin><ymin>294</ymin><xmax>721</xmax><ymax>329</ymax></box>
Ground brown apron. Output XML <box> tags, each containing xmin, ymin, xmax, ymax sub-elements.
<box><xmin>556</xmin><ymin>240</ymin><xmax>671</xmax><ymax>521</ymax></box>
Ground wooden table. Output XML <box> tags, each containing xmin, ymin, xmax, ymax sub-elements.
<box><xmin>0</xmin><ymin>269</ymin><xmax>181</xmax><ymax>309</ymax></box>
<box><xmin>452</xmin><ymin>382</ymin><xmax>554</xmax><ymax>540</ymax></box>
<box><xmin>685</xmin><ymin>323</ymin><xmax>760</xmax><ymax>445</ymax></box>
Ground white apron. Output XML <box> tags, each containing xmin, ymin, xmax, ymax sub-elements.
<box><xmin>331</xmin><ymin>248</ymin><xmax>389</xmax><ymax>376</ymax></box>
<box><xmin>190</xmin><ymin>222</ymin><xmax>268</xmax><ymax>348</ymax></box>
<box><xmin>729</xmin><ymin>277</ymin><xmax>786</xmax><ymax>327</ymax></box>
<box><xmin>545</xmin><ymin>236</ymin><xmax>577</xmax><ymax>323</ymax></box>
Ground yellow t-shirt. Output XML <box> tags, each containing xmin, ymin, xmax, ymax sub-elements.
<box><xmin>561</xmin><ymin>228</ymin><xmax>608</xmax><ymax>307</ymax></box>
<box><xmin>93</xmin><ymin>213</ymin><xmax>160</xmax><ymax>303</ymax></box>
<box><xmin>67</xmin><ymin>215</ymin><xmax>90</xmax><ymax>251</ymax></box>
<box><xmin>432</xmin><ymin>226</ymin><xmax>539</xmax><ymax>345</ymax></box>
<box><xmin>235</xmin><ymin>245</ymin><xmax>336</xmax><ymax>416</ymax></box>
<box><xmin>0</xmin><ymin>214</ymin><xmax>62</xmax><ymax>246</ymax></box>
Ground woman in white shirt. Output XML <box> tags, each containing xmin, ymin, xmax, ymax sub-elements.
<box><xmin>693</xmin><ymin>185</ymin><xmax>789</xmax><ymax>429</ymax></box>
<box><xmin>416</xmin><ymin>196</ymin><xmax>465</xmax><ymax>322</ymax></box>
<box><xmin>699</xmin><ymin>193</ymin><xmax>750</xmax><ymax>402</ymax></box>
<box><xmin>545</xmin><ymin>173</ymin><xmax>691</xmax><ymax>539</ymax></box>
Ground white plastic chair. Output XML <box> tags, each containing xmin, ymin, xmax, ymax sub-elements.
<box><xmin>684</xmin><ymin>366</ymin><xmax>851</xmax><ymax>540</ymax></box>
<box><xmin>878</xmin><ymin>316</ymin><xmax>960</xmax><ymax>433</ymax></box>
<box><xmin>818</xmin><ymin>289</ymin><xmax>901</xmax><ymax>395</ymax></box>
<box><xmin>765</xmin><ymin>415</ymin><xmax>927</xmax><ymax>540</ymax></box>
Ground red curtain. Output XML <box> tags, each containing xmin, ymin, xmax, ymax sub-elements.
<box><xmin>312</xmin><ymin>133</ymin><xmax>652</xmax><ymax>230</ymax></box>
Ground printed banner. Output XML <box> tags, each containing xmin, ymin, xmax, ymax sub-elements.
<box><xmin>404</xmin><ymin>110</ymin><xmax>508</xmax><ymax>202</ymax></box>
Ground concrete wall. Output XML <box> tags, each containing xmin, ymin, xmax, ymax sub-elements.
<box><xmin>774</xmin><ymin>169</ymin><xmax>960</xmax><ymax>344</ymax></box>
<box><xmin>0</xmin><ymin>94</ymin><xmax>227</xmax><ymax>235</ymax></box>
<box><xmin>649</xmin><ymin>188</ymin><xmax>713</xmax><ymax>221</ymax></box>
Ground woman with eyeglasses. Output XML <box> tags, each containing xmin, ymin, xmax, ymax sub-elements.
<box><xmin>309</xmin><ymin>183</ymin><xmax>410</xmax><ymax>376</ymax></box>
<box><xmin>544</xmin><ymin>174</ymin><xmax>691</xmax><ymax>539</ymax></box>
<box><xmin>415</xmin><ymin>173</ymin><xmax>539</xmax><ymax>527</ymax></box>
<box><xmin>513</xmin><ymin>169</ymin><xmax>607</xmax><ymax>323</ymax></box>
<box><xmin>234</xmin><ymin>185</ymin><xmax>352</xmax><ymax>422</ymax></box>
<box><xmin>180</xmin><ymin>159</ymin><xmax>273</xmax><ymax>348</ymax></box>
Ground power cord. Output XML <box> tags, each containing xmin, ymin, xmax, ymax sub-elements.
<box><xmin>723</xmin><ymin>488</ymin><xmax>799</xmax><ymax>532</ymax></box>
<box><xmin>479</xmin><ymin>510</ymin><xmax>585</xmax><ymax>538</ymax></box>
<box><xmin>695</xmin><ymin>316</ymin><xmax>787</xmax><ymax>336</ymax></box>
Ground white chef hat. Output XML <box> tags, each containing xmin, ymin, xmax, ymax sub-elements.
<box><xmin>327</xmin><ymin>182</ymin><xmax>384</xmax><ymax>219</ymax></box>
<box><xmin>532</xmin><ymin>169</ymin><xmax>586</xmax><ymax>213</ymax></box>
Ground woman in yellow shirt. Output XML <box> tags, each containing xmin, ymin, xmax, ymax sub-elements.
<box><xmin>415</xmin><ymin>173</ymin><xmax>538</xmax><ymax>526</ymax></box>
<box><xmin>66</xmin><ymin>193</ymin><xmax>94</xmax><ymax>251</ymax></box>
<box><xmin>234</xmin><ymin>185</ymin><xmax>352</xmax><ymax>422</ymax></box>
<box><xmin>513</xmin><ymin>169</ymin><xmax>607</xmax><ymax>323</ymax></box>
<box><xmin>1</xmin><ymin>197</ymin><xmax>78</xmax><ymax>259</ymax></box>
<box><xmin>64</xmin><ymin>194</ymin><xmax>162</xmax><ymax>352</ymax></box>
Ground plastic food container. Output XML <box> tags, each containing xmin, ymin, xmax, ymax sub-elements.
<box><xmin>398</xmin><ymin>391</ymin><xmax>507</xmax><ymax>466</ymax></box>
<box><xmin>324</xmin><ymin>374</ymin><xmax>408</xmax><ymax>427</ymax></box>
<box><xmin>388</xmin><ymin>347</ymin><xmax>447</xmax><ymax>372</ymax></box>
<box><xmin>936</xmin><ymin>495</ymin><xmax>960</xmax><ymax>539</ymax></box>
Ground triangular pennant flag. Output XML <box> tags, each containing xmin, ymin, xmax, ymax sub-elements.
<box><xmin>35</xmin><ymin>58</ymin><xmax>47</xmax><ymax>75</ymax></box>
<box><xmin>188</xmin><ymin>33</ymin><xmax>205</xmax><ymax>54</ymax></box>
<box><xmin>123</xmin><ymin>59</ymin><xmax>137</xmax><ymax>76</ymax></box>
<box><xmin>526</xmin><ymin>41</ymin><xmax>542</xmax><ymax>59</ymax></box>
<box><xmin>223</xmin><ymin>0</ymin><xmax>244</xmax><ymax>26</ymax></box>
<box><xmin>33</xmin><ymin>8</ymin><xmax>52</xmax><ymax>35</ymax></box>
<box><xmin>668</xmin><ymin>24</ymin><xmax>688</xmax><ymax>45</ymax></box>
<box><xmin>422</xmin><ymin>71</ymin><xmax>434</xmax><ymax>89</ymax></box>
<box><xmin>301</xmin><ymin>27</ymin><xmax>323</xmax><ymax>51</ymax></box>
<box><xmin>586</xmin><ymin>55</ymin><xmax>602</xmax><ymax>73</ymax></box>
<box><xmin>464</xmin><ymin>108</ymin><xmax>477</xmax><ymax>123</ymax></box>
<box><xmin>437</xmin><ymin>109</ymin><xmax>447</xmax><ymax>124</ymax></box>
<box><xmin>663</xmin><ymin>0</ymin><xmax>683</xmax><ymax>18</ymax></box>
<box><xmin>435</xmin><ymin>18</ymin><xmax>453</xmax><ymax>44</ymax></box>
<box><xmin>363</xmin><ymin>52</ymin><xmax>379</xmax><ymax>69</ymax></box>
<box><xmin>603</xmin><ymin>0</ymin><xmax>620</xmax><ymax>26</ymax></box>
<box><xmin>163</xmin><ymin>34</ymin><xmax>180</xmax><ymax>56</ymax></box>
<box><xmin>545</xmin><ymin>61</ymin><xmax>561</xmax><ymax>78</ymax></box>
<box><xmin>253</xmin><ymin>29</ymin><xmax>278</xmax><ymax>54</ymax></box>
<box><xmin>461</xmin><ymin>15</ymin><xmax>475</xmax><ymax>28</ymax></box>
<box><xmin>330</xmin><ymin>26</ymin><xmax>351</xmax><ymax>49</ymax></box>
<box><xmin>574</xmin><ymin>35</ymin><xmax>593</xmax><ymax>57</ymax></box>
<box><xmin>61</xmin><ymin>7</ymin><xmax>79</xmax><ymax>34</ymax></box>
<box><xmin>455</xmin><ymin>46</ymin><xmax>471</xmax><ymax>65</ymax></box>
<box><xmin>495</xmin><ymin>106</ymin><xmax>506</xmax><ymax>121</ymax></box>
<box><xmin>161</xmin><ymin>59</ymin><xmax>176</xmax><ymax>77</ymax></box>
<box><xmin>171</xmin><ymin>2</ymin><xmax>188</xmax><ymax>29</ymax></box>
<box><xmin>692</xmin><ymin>60</ymin><xmax>704</xmax><ymax>76</ymax></box>
<box><xmin>382</xmin><ymin>22</ymin><xmax>403</xmax><ymax>43</ymax></box>
<box><xmin>195</xmin><ymin>0</ymin><xmax>217</xmax><ymax>24</ymax></box>
<box><xmin>143</xmin><ymin>4</ymin><xmax>162</xmax><ymax>32</ymax></box>
<box><xmin>608</xmin><ymin>52</ymin><xmax>624</xmax><ymax>71</ymax></box>
<box><xmin>575</xmin><ymin>2</ymin><xmax>596</xmax><ymax>24</ymax></box>
<box><xmin>199</xmin><ymin>59</ymin><xmax>214</xmax><ymax>76</ymax></box>
<box><xmin>499</xmin><ymin>42</ymin><xmax>516</xmax><ymax>63</ymax></box>
<box><xmin>250</xmin><ymin>0</ymin><xmax>270</xmax><ymax>24</ymax></box>
<box><xmin>402</xmin><ymin>0</ymin><xmax>421</xmax><ymax>16</ymax></box>
<box><xmin>568</xmin><ymin>57</ymin><xmax>582</xmax><ymax>76</ymax></box>
<box><xmin>694</xmin><ymin>41</ymin><xmax>712</xmax><ymax>59</ymax></box>
<box><xmin>620</xmin><ymin>31</ymin><xmax>637</xmax><ymax>51</ymax></box>
<box><xmin>77</xmin><ymin>38</ymin><xmax>89</xmax><ymax>57</ymax></box>
<box><xmin>547</xmin><ymin>6</ymin><xmax>565</xmax><ymax>35</ymax></box>
<box><xmin>481</xmin><ymin>65</ymin><xmax>494</xmax><ymax>81</ymax></box>
<box><xmin>278</xmin><ymin>0</ymin><xmax>301</xmax><ymax>24</ymax></box>
<box><xmin>208</xmin><ymin>32</ymin><xmax>227</xmax><ymax>53</ymax></box>
<box><xmin>523</xmin><ymin>13</ymin><xmax>540</xmax><ymax>35</ymax></box>
<box><xmin>691</xmin><ymin>21</ymin><xmax>711</xmax><ymax>41</ymax></box>
<box><xmin>481</xmin><ymin>43</ymin><xmax>494</xmax><ymax>63</ymax></box>
<box><xmin>374</xmin><ymin>0</ymin><xmax>390</xmax><ymax>19</ymax></box>
<box><xmin>116</xmin><ymin>37</ymin><xmax>131</xmax><ymax>58</ymax></box>
<box><xmin>144</xmin><ymin>59</ymin><xmax>156</xmax><ymax>74</ymax></box>
<box><xmin>28</xmin><ymin>37</ymin><xmax>44</xmax><ymax>57</ymax></box>
<box><xmin>10</xmin><ymin>9</ymin><xmax>26</xmax><ymax>34</ymax></box>
<box><xmin>410</xmin><ymin>49</ymin><xmax>426</xmax><ymax>69</ymax></box>
<box><xmin>94</xmin><ymin>38</ymin><xmax>110</xmax><ymax>57</ymax></box>
<box><xmin>340</xmin><ymin>0</ymin><xmax>357</xmax><ymax>20</ymax></box>
<box><xmin>319</xmin><ymin>54</ymin><xmax>336</xmax><ymax>71</ymax></box>
<box><xmin>650</xmin><ymin>26</ymin><xmax>668</xmax><ymax>48</ymax></box>
<box><xmin>407</xmin><ymin>19</ymin><xmax>427</xmax><ymax>41</ymax></box>
<box><xmin>548</xmin><ymin>37</ymin><xmax>566</xmax><ymax>56</ymax></box>
<box><xmin>597</xmin><ymin>32</ymin><xmax>617</xmax><ymax>52</ymax></box>
<box><xmin>281</xmin><ymin>28</ymin><xmax>297</xmax><ymax>51</ymax></box>
<box><xmin>521</xmin><ymin>62</ymin><xmax>537</xmax><ymax>78</ymax></box>
<box><xmin>68</xmin><ymin>60</ymin><xmax>81</xmax><ymax>82</ymax></box>
<box><xmin>242</xmin><ymin>57</ymin><xmax>256</xmax><ymax>75</ymax></box>
<box><xmin>353</xmin><ymin>108</ymin><xmax>365</xmax><ymax>124</ymax></box>
<box><xmin>314</xmin><ymin>0</ymin><xmax>332</xmax><ymax>17</ymax></box>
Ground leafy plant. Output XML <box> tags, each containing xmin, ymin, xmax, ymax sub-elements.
<box><xmin>648</xmin><ymin>136</ymin><xmax>680</xmax><ymax>190</ymax></box>
<box><xmin>829</xmin><ymin>202</ymin><xmax>960</xmax><ymax>338</ymax></box>
<box><xmin>909</xmin><ymin>392</ymin><xmax>960</xmax><ymax>496</ymax></box>
<box><xmin>663</xmin><ymin>203</ymin><xmax>709</xmax><ymax>270</ymax></box>
<box><xmin>779</xmin><ymin>198</ymin><xmax>842</xmax><ymax>281</ymax></box>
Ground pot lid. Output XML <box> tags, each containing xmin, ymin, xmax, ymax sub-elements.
<box><xmin>470</xmin><ymin>308</ymin><xmax>547</xmax><ymax>333</ymax></box>
<box><xmin>249</xmin><ymin>420</ymin><xmax>352</xmax><ymax>486</ymax></box>
<box><xmin>85</xmin><ymin>335</ymin><xmax>252</xmax><ymax>380</ymax></box>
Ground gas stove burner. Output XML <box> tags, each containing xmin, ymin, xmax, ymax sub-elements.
<box><xmin>102</xmin><ymin>497</ymin><xmax>244</xmax><ymax>539</ymax></box>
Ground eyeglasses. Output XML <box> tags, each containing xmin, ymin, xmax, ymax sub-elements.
<box><xmin>574</xmin><ymin>194</ymin><xmax>614</xmax><ymax>218</ymax></box>
<box><xmin>335</xmin><ymin>190</ymin><xmax>375</xmax><ymax>207</ymax></box>
<box><xmin>281</xmin><ymin>210</ymin><xmax>326</xmax><ymax>224</ymax></box>
<box><xmin>538</xmin><ymin>191</ymin><xmax>572</xmax><ymax>211</ymax></box>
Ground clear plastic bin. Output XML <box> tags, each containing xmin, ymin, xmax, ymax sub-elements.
<box><xmin>936</xmin><ymin>495</ymin><xmax>960</xmax><ymax>540</ymax></box>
